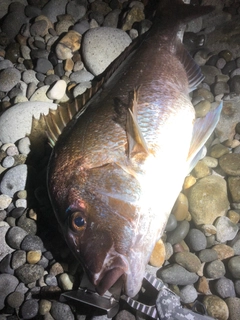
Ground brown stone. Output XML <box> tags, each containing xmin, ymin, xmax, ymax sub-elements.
<box><xmin>149</xmin><ymin>239</ymin><xmax>166</xmax><ymax>267</ymax></box>
<box><xmin>212</xmin><ymin>244</ymin><xmax>234</xmax><ymax>260</ymax></box>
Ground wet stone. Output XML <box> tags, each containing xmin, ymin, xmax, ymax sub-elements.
<box><xmin>198</xmin><ymin>249</ymin><xmax>218</xmax><ymax>263</ymax></box>
<box><xmin>192</xmin><ymin>160</ymin><xmax>211</xmax><ymax>179</ymax></box>
<box><xmin>165</xmin><ymin>214</ymin><xmax>177</xmax><ymax>232</ymax></box>
<box><xmin>15</xmin><ymin>264</ymin><xmax>44</xmax><ymax>284</ymax></box>
<box><xmin>214</xmin><ymin>278</ymin><xmax>236</xmax><ymax>299</ymax></box>
<box><xmin>212</xmin><ymin>81</ymin><xmax>230</xmax><ymax>96</ymax></box>
<box><xmin>20</xmin><ymin>299</ymin><xmax>39</xmax><ymax>319</ymax></box>
<box><xmin>222</xmin><ymin>60</ymin><xmax>237</xmax><ymax>75</ymax></box>
<box><xmin>6</xmin><ymin>226</ymin><xmax>28</xmax><ymax>249</ymax></box>
<box><xmin>51</xmin><ymin>301</ymin><xmax>75</xmax><ymax>320</ymax></box>
<box><xmin>228</xmin><ymin>256</ymin><xmax>240</xmax><ymax>279</ymax></box>
<box><xmin>214</xmin><ymin>216</ymin><xmax>238</xmax><ymax>242</ymax></box>
<box><xmin>205</xmin><ymin>259</ymin><xmax>226</xmax><ymax>279</ymax></box>
<box><xmin>174</xmin><ymin>252</ymin><xmax>201</xmax><ymax>273</ymax></box>
<box><xmin>149</xmin><ymin>239</ymin><xmax>165</xmax><ymax>268</ymax></box>
<box><xmin>194</xmin><ymin>99</ymin><xmax>211</xmax><ymax>118</ymax></box>
<box><xmin>210</xmin><ymin>144</ymin><xmax>229</xmax><ymax>158</ymax></box>
<box><xmin>171</xmin><ymin>193</ymin><xmax>189</xmax><ymax>221</ymax></box>
<box><xmin>228</xmin><ymin>177</ymin><xmax>240</xmax><ymax>203</ymax></box>
<box><xmin>157</xmin><ymin>264</ymin><xmax>199</xmax><ymax>285</ymax></box>
<box><xmin>166</xmin><ymin>220</ymin><xmax>190</xmax><ymax>245</ymax></box>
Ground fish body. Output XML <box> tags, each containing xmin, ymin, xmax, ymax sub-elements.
<box><xmin>47</xmin><ymin>0</ymin><xmax>219</xmax><ymax>297</ymax></box>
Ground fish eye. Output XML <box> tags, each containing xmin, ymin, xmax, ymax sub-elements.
<box><xmin>67</xmin><ymin>208</ymin><xmax>86</xmax><ymax>232</ymax></box>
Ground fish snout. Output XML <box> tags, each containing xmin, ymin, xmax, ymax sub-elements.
<box><xmin>95</xmin><ymin>266</ymin><xmax>125</xmax><ymax>296</ymax></box>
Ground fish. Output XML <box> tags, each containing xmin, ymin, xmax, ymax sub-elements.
<box><xmin>46</xmin><ymin>0</ymin><xmax>221</xmax><ymax>298</ymax></box>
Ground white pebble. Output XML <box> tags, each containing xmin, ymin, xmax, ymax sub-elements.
<box><xmin>0</xmin><ymin>194</ymin><xmax>12</xmax><ymax>210</ymax></box>
<box><xmin>2</xmin><ymin>156</ymin><xmax>15</xmax><ymax>168</ymax></box>
<box><xmin>47</xmin><ymin>80</ymin><xmax>67</xmax><ymax>100</ymax></box>
<box><xmin>15</xmin><ymin>199</ymin><xmax>27</xmax><ymax>208</ymax></box>
<box><xmin>18</xmin><ymin>137</ymin><xmax>31</xmax><ymax>155</ymax></box>
<box><xmin>1</xmin><ymin>143</ymin><xmax>16</xmax><ymax>152</ymax></box>
<box><xmin>6</xmin><ymin>145</ymin><xmax>19</xmax><ymax>156</ymax></box>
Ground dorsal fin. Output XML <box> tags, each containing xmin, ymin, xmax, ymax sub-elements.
<box><xmin>176</xmin><ymin>41</ymin><xmax>204</xmax><ymax>92</ymax></box>
<box><xmin>127</xmin><ymin>88</ymin><xmax>149</xmax><ymax>157</ymax></box>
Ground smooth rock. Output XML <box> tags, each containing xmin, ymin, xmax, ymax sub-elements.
<box><xmin>11</xmin><ymin>250</ymin><xmax>26</xmax><ymax>269</ymax></box>
<box><xmin>214</xmin><ymin>216</ymin><xmax>238</xmax><ymax>242</ymax></box>
<box><xmin>210</xmin><ymin>143</ymin><xmax>229</xmax><ymax>158</ymax></box>
<box><xmin>6</xmin><ymin>226</ymin><xmax>28</xmax><ymax>250</ymax></box>
<box><xmin>6</xmin><ymin>291</ymin><xmax>24</xmax><ymax>309</ymax></box>
<box><xmin>0</xmin><ymin>67</ymin><xmax>21</xmax><ymax>92</ymax></box>
<box><xmin>51</xmin><ymin>301</ymin><xmax>75</xmax><ymax>320</ymax></box>
<box><xmin>47</xmin><ymin>80</ymin><xmax>67</xmax><ymax>100</ymax></box>
<box><xmin>179</xmin><ymin>285</ymin><xmax>198</xmax><ymax>304</ymax></box>
<box><xmin>39</xmin><ymin>299</ymin><xmax>52</xmax><ymax>315</ymax></box>
<box><xmin>42</xmin><ymin>0</ymin><xmax>67</xmax><ymax>23</ymax></box>
<box><xmin>219</xmin><ymin>153</ymin><xmax>240</xmax><ymax>176</ymax></box>
<box><xmin>35</xmin><ymin>58</ymin><xmax>53</xmax><ymax>74</ymax></box>
<box><xmin>58</xmin><ymin>273</ymin><xmax>74</xmax><ymax>291</ymax></box>
<box><xmin>203</xmin><ymin>295</ymin><xmax>229</xmax><ymax>320</ymax></box>
<box><xmin>27</xmin><ymin>251</ymin><xmax>41</xmax><ymax>264</ymax></box>
<box><xmin>212</xmin><ymin>244</ymin><xmax>234</xmax><ymax>260</ymax></box>
<box><xmin>228</xmin><ymin>256</ymin><xmax>240</xmax><ymax>279</ymax></box>
<box><xmin>55</xmin><ymin>30</ymin><xmax>81</xmax><ymax>60</ymax></box>
<box><xmin>171</xmin><ymin>193</ymin><xmax>189</xmax><ymax>221</ymax></box>
<box><xmin>0</xmin><ymin>273</ymin><xmax>19</xmax><ymax>310</ymax></box>
<box><xmin>45</xmin><ymin>274</ymin><xmax>58</xmax><ymax>286</ymax></box>
<box><xmin>0</xmin><ymin>164</ymin><xmax>27</xmax><ymax>197</ymax></box>
<box><xmin>201</xmin><ymin>65</ymin><xmax>221</xmax><ymax>85</ymax></box>
<box><xmin>196</xmin><ymin>276</ymin><xmax>211</xmax><ymax>295</ymax></box>
<box><xmin>82</xmin><ymin>27</ymin><xmax>132</xmax><ymax>76</ymax></box>
<box><xmin>174</xmin><ymin>252</ymin><xmax>201</xmax><ymax>273</ymax></box>
<box><xmin>198</xmin><ymin>249</ymin><xmax>218</xmax><ymax>263</ymax></box>
<box><xmin>228</xmin><ymin>177</ymin><xmax>240</xmax><ymax>203</ymax></box>
<box><xmin>30</xmin><ymin>85</ymin><xmax>52</xmax><ymax>102</ymax></box>
<box><xmin>215</xmin><ymin>278</ymin><xmax>236</xmax><ymax>299</ymax></box>
<box><xmin>0</xmin><ymin>101</ymin><xmax>57</xmax><ymax>143</ymax></box>
<box><xmin>18</xmin><ymin>137</ymin><xmax>31</xmax><ymax>155</ymax></box>
<box><xmin>192</xmin><ymin>160</ymin><xmax>211</xmax><ymax>179</ymax></box>
<box><xmin>188</xmin><ymin>175</ymin><xmax>229</xmax><ymax>225</ymax></box>
<box><xmin>149</xmin><ymin>239</ymin><xmax>165</xmax><ymax>267</ymax></box>
<box><xmin>69</xmin><ymin>69</ymin><xmax>94</xmax><ymax>83</ymax></box>
<box><xmin>21</xmin><ymin>299</ymin><xmax>39</xmax><ymax>319</ymax></box>
<box><xmin>186</xmin><ymin>229</ymin><xmax>207</xmax><ymax>251</ymax></box>
<box><xmin>0</xmin><ymin>194</ymin><xmax>12</xmax><ymax>210</ymax></box>
<box><xmin>165</xmin><ymin>214</ymin><xmax>177</xmax><ymax>232</ymax></box>
<box><xmin>21</xmin><ymin>234</ymin><xmax>44</xmax><ymax>251</ymax></box>
<box><xmin>15</xmin><ymin>264</ymin><xmax>44</xmax><ymax>284</ymax></box>
<box><xmin>0</xmin><ymin>225</ymin><xmax>15</xmax><ymax>261</ymax></box>
<box><xmin>17</xmin><ymin>211</ymin><xmax>37</xmax><ymax>235</ymax></box>
<box><xmin>22</xmin><ymin>70</ymin><xmax>39</xmax><ymax>85</ymax></box>
<box><xmin>167</xmin><ymin>220</ymin><xmax>190</xmax><ymax>245</ymax></box>
<box><xmin>157</xmin><ymin>264</ymin><xmax>198</xmax><ymax>285</ymax></box>
<box><xmin>226</xmin><ymin>297</ymin><xmax>240</xmax><ymax>320</ymax></box>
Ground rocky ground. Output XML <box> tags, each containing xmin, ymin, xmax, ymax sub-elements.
<box><xmin>0</xmin><ymin>0</ymin><xmax>240</xmax><ymax>319</ymax></box>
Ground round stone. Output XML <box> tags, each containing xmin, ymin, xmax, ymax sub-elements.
<box><xmin>198</xmin><ymin>249</ymin><xmax>218</xmax><ymax>263</ymax></box>
<box><xmin>149</xmin><ymin>239</ymin><xmax>166</xmax><ymax>267</ymax></box>
<box><xmin>11</xmin><ymin>250</ymin><xmax>26</xmax><ymax>269</ymax></box>
<box><xmin>49</xmin><ymin>262</ymin><xmax>64</xmax><ymax>276</ymax></box>
<box><xmin>205</xmin><ymin>259</ymin><xmax>226</xmax><ymax>279</ymax></box>
<box><xmin>6</xmin><ymin>291</ymin><xmax>24</xmax><ymax>308</ymax></box>
<box><xmin>157</xmin><ymin>264</ymin><xmax>199</xmax><ymax>285</ymax></box>
<box><xmin>228</xmin><ymin>176</ymin><xmax>240</xmax><ymax>203</ymax></box>
<box><xmin>51</xmin><ymin>301</ymin><xmax>75</xmax><ymax>320</ymax></box>
<box><xmin>58</xmin><ymin>273</ymin><xmax>74</xmax><ymax>291</ymax></box>
<box><xmin>225</xmin><ymin>298</ymin><xmax>240</xmax><ymax>320</ymax></box>
<box><xmin>186</xmin><ymin>229</ymin><xmax>207</xmax><ymax>251</ymax></box>
<box><xmin>47</xmin><ymin>79</ymin><xmax>67</xmax><ymax>100</ymax></box>
<box><xmin>188</xmin><ymin>175</ymin><xmax>229</xmax><ymax>225</ymax></box>
<box><xmin>0</xmin><ymin>164</ymin><xmax>28</xmax><ymax>197</ymax></box>
<box><xmin>55</xmin><ymin>30</ymin><xmax>82</xmax><ymax>60</ymax></box>
<box><xmin>35</xmin><ymin>58</ymin><xmax>53</xmax><ymax>74</ymax></box>
<box><xmin>6</xmin><ymin>226</ymin><xmax>28</xmax><ymax>249</ymax></box>
<box><xmin>0</xmin><ymin>273</ymin><xmax>19</xmax><ymax>310</ymax></box>
<box><xmin>228</xmin><ymin>256</ymin><xmax>240</xmax><ymax>279</ymax></box>
<box><xmin>2</xmin><ymin>155</ymin><xmax>15</xmax><ymax>168</ymax></box>
<box><xmin>165</xmin><ymin>214</ymin><xmax>177</xmax><ymax>232</ymax></box>
<box><xmin>21</xmin><ymin>234</ymin><xmax>44</xmax><ymax>251</ymax></box>
<box><xmin>82</xmin><ymin>27</ymin><xmax>132</xmax><ymax>75</ymax></box>
<box><xmin>21</xmin><ymin>299</ymin><xmax>39</xmax><ymax>319</ymax></box>
<box><xmin>39</xmin><ymin>299</ymin><xmax>52</xmax><ymax>315</ymax></box>
<box><xmin>212</xmin><ymin>244</ymin><xmax>234</xmax><ymax>260</ymax></box>
<box><xmin>17</xmin><ymin>211</ymin><xmax>37</xmax><ymax>234</ymax></box>
<box><xmin>15</xmin><ymin>264</ymin><xmax>44</xmax><ymax>284</ymax></box>
<box><xmin>167</xmin><ymin>220</ymin><xmax>190</xmax><ymax>245</ymax></box>
<box><xmin>179</xmin><ymin>285</ymin><xmax>198</xmax><ymax>304</ymax></box>
<box><xmin>45</xmin><ymin>274</ymin><xmax>58</xmax><ymax>286</ymax></box>
<box><xmin>0</xmin><ymin>67</ymin><xmax>21</xmax><ymax>92</ymax></box>
<box><xmin>192</xmin><ymin>160</ymin><xmax>211</xmax><ymax>179</ymax></box>
<box><xmin>203</xmin><ymin>295</ymin><xmax>229</xmax><ymax>320</ymax></box>
<box><xmin>219</xmin><ymin>153</ymin><xmax>240</xmax><ymax>175</ymax></box>
<box><xmin>214</xmin><ymin>216</ymin><xmax>238</xmax><ymax>242</ymax></box>
<box><xmin>194</xmin><ymin>99</ymin><xmax>211</xmax><ymax>118</ymax></box>
<box><xmin>171</xmin><ymin>193</ymin><xmax>189</xmax><ymax>221</ymax></box>
<box><xmin>214</xmin><ymin>278</ymin><xmax>236</xmax><ymax>299</ymax></box>
<box><xmin>27</xmin><ymin>250</ymin><xmax>41</xmax><ymax>264</ymax></box>
<box><xmin>0</xmin><ymin>194</ymin><xmax>12</xmax><ymax>210</ymax></box>
<box><xmin>174</xmin><ymin>252</ymin><xmax>201</xmax><ymax>273</ymax></box>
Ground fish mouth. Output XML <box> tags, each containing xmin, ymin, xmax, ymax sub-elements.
<box><xmin>95</xmin><ymin>267</ymin><xmax>125</xmax><ymax>296</ymax></box>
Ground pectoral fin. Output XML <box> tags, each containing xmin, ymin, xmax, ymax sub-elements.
<box><xmin>187</xmin><ymin>101</ymin><xmax>223</xmax><ymax>173</ymax></box>
<box><xmin>127</xmin><ymin>88</ymin><xmax>149</xmax><ymax>157</ymax></box>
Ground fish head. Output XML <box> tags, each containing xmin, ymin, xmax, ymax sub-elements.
<box><xmin>48</xmin><ymin>161</ymin><xmax>161</xmax><ymax>297</ymax></box>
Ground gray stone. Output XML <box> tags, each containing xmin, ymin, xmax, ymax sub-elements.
<box><xmin>51</xmin><ymin>301</ymin><xmax>75</xmax><ymax>320</ymax></box>
<box><xmin>21</xmin><ymin>299</ymin><xmax>39</xmax><ymax>319</ymax></box>
<box><xmin>82</xmin><ymin>27</ymin><xmax>132</xmax><ymax>75</ymax></box>
<box><xmin>179</xmin><ymin>285</ymin><xmax>198</xmax><ymax>304</ymax></box>
<box><xmin>6</xmin><ymin>291</ymin><xmax>24</xmax><ymax>309</ymax></box>
<box><xmin>0</xmin><ymin>273</ymin><xmax>19</xmax><ymax>310</ymax></box>
<box><xmin>0</xmin><ymin>67</ymin><xmax>21</xmax><ymax>92</ymax></box>
<box><xmin>198</xmin><ymin>249</ymin><xmax>218</xmax><ymax>263</ymax></box>
<box><xmin>21</xmin><ymin>234</ymin><xmax>44</xmax><ymax>251</ymax></box>
<box><xmin>6</xmin><ymin>226</ymin><xmax>28</xmax><ymax>250</ymax></box>
<box><xmin>15</xmin><ymin>264</ymin><xmax>44</xmax><ymax>284</ymax></box>
<box><xmin>0</xmin><ymin>164</ymin><xmax>27</xmax><ymax>197</ymax></box>
<box><xmin>228</xmin><ymin>256</ymin><xmax>240</xmax><ymax>279</ymax></box>
<box><xmin>157</xmin><ymin>264</ymin><xmax>199</xmax><ymax>285</ymax></box>
<box><xmin>225</xmin><ymin>297</ymin><xmax>240</xmax><ymax>320</ymax></box>
<box><xmin>42</xmin><ymin>0</ymin><xmax>67</xmax><ymax>23</ymax></box>
<box><xmin>205</xmin><ymin>260</ymin><xmax>226</xmax><ymax>279</ymax></box>
<box><xmin>214</xmin><ymin>216</ymin><xmax>238</xmax><ymax>242</ymax></box>
<box><xmin>166</xmin><ymin>220</ymin><xmax>190</xmax><ymax>245</ymax></box>
<box><xmin>11</xmin><ymin>250</ymin><xmax>26</xmax><ymax>269</ymax></box>
<box><xmin>0</xmin><ymin>224</ymin><xmax>15</xmax><ymax>261</ymax></box>
<box><xmin>214</xmin><ymin>278</ymin><xmax>236</xmax><ymax>298</ymax></box>
<box><xmin>186</xmin><ymin>228</ymin><xmax>207</xmax><ymax>251</ymax></box>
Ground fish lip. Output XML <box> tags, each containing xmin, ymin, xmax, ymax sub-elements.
<box><xmin>95</xmin><ymin>267</ymin><xmax>125</xmax><ymax>296</ymax></box>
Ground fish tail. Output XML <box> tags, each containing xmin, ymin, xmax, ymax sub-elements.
<box><xmin>156</xmin><ymin>0</ymin><xmax>214</xmax><ymax>24</ymax></box>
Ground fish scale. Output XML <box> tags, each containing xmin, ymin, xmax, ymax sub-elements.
<box><xmin>46</xmin><ymin>0</ymin><xmax>221</xmax><ymax>298</ymax></box>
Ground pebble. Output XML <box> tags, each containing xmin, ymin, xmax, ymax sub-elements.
<box><xmin>0</xmin><ymin>273</ymin><xmax>19</xmax><ymax>310</ymax></box>
<box><xmin>116</xmin><ymin>309</ymin><xmax>135</xmax><ymax>320</ymax></box>
<box><xmin>165</xmin><ymin>214</ymin><xmax>177</xmax><ymax>232</ymax></box>
<box><xmin>157</xmin><ymin>264</ymin><xmax>199</xmax><ymax>285</ymax></box>
<box><xmin>45</xmin><ymin>274</ymin><xmax>58</xmax><ymax>286</ymax></box>
<box><xmin>201</xmin><ymin>156</ymin><xmax>218</xmax><ymax>168</ymax></box>
<box><xmin>26</xmin><ymin>250</ymin><xmax>41</xmax><ymax>264</ymax></box>
<box><xmin>201</xmin><ymin>65</ymin><xmax>221</xmax><ymax>85</ymax></box>
<box><xmin>11</xmin><ymin>250</ymin><xmax>27</xmax><ymax>269</ymax></box>
<box><xmin>219</xmin><ymin>153</ymin><xmax>240</xmax><ymax>175</ymax></box>
<box><xmin>173</xmin><ymin>252</ymin><xmax>201</xmax><ymax>273</ymax></box>
<box><xmin>192</xmin><ymin>160</ymin><xmax>211</xmax><ymax>178</ymax></box>
<box><xmin>196</xmin><ymin>276</ymin><xmax>211</xmax><ymax>295</ymax></box>
<box><xmin>228</xmin><ymin>176</ymin><xmax>240</xmax><ymax>203</ymax></box>
<box><xmin>49</xmin><ymin>262</ymin><xmax>64</xmax><ymax>276</ymax></box>
<box><xmin>18</xmin><ymin>137</ymin><xmax>31</xmax><ymax>155</ymax></box>
<box><xmin>149</xmin><ymin>239</ymin><xmax>166</xmax><ymax>267</ymax></box>
<box><xmin>17</xmin><ymin>210</ymin><xmax>37</xmax><ymax>234</ymax></box>
<box><xmin>58</xmin><ymin>273</ymin><xmax>74</xmax><ymax>291</ymax></box>
<box><xmin>50</xmin><ymin>301</ymin><xmax>75</xmax><ymax>320</ymax></box>
<box><xmin>6</xmin><ymin>226</ymin><xmax>28</xmax><ymax>249</ymax></box>
<box><xmin>214</xmin><ymin>216</ymin><xmax>238</xmax><ymax>242</ymax></box>
<box><xmin>171</xmin><ymin>193</ymin><xmax>189</xmax><ymax>221</ymax></box>
<box><xmin>166</xmin><ymin>220</ymin><xmax>190</xmax><ymax>245</ymax></box>
<box><xmin>30</xmin><ymin>85</ymin><xmax>52</xmax><ymax>102</ymax></box>
<box><xmin>6</xmin><ymin>291</ymin><xmax>24</xmax><ymax>309</ymax></box>
<box><xmin>198</xmin><ymin>249</ymin><xmax>218</xmax><ymax>263</ymax></box>
<box><xmin>2</xmin><ymin>155</ymin><xmax>14</xmax><ymax>168</ymax></box>
<box><xmin>203</xmin><ymin>295</ymin><xmax>229</xmax><ymax>320</ymax></box>
<box><xmin>210</xmin><ymin>143</ymin><xmax>229</xmax><ymax>158</ymax></box>
<box><xmin>0</xmin><ymin>101</ymin><xmax>58</xmax><ymax>143</ymax></box>
<box><xmin>194</xmin><ymin>99</ymin><xmax>211</xmax><ymax>117</ymax></box>
<box><xmin>0</xmin><ymin>67</ymin><xmax>21</xmax><ymax>92</ymax></box>
<box><xmin>0</xmin><ymin>164</ymin><xmax>27</xmax><ymax>197</ymax></box>
<box><xmin>47</xmin><ymin>79</ymin><xmax>67</xmax><ymax>100</ymax></box>
<box><xmin>186</xmin><ymin>229</ymin><xmax>207</xmax><ymax>251</ymax></box>
<box><xmin>20</xmin><ymin>299</ymin><xmax>39</xmax><ymax>319</ymax></box>
<box><xmin>6</xmin><ymin>145</ymin><xmax>19</xmax><ymax>156</ymax></box>
<box><xmin>22</xmin><ymin>70</ymin><xmax>39</xmax><ymax>85</ymax></box>
<box><xmin>214</xmin><ymin>278</ymin><xmax>236</xmax><ymax>299</ymax></box>
<box><xmin>212</xmin><ymin>244</ymin><xmax>234</xmax><ymax>260</ymax></box>
<box><xmin>188</xmin><ymin>175</ymin><xmax>229</xmax><ymax>225</ymax></box>
<box><xmin>55</xmin><ymin>30</ymin><xmax>81</xmax><ymax>60</ymax></box>
<box><xmin>15</xmin><ymin>264</ymin><xmax>44</xmax><ymax>284</ymax></box>
<box><xmin>39</xmin><ymin>299</ymin><xmax>52</xmax><ymax>315</ymax></box>
<box><xmin>226</xmin><ymin>297</ymin><xmax>240</xmax><ymax>320</ymax></box>
<box><xmin>21</xmin><ymin>234</ymin><xmax>44</xmax><ymax>251</ymax></box>
<box><xmin>82</xmin><ymin>27</ymin><xmax>132</xmax><ymax>76</ymax></box>
<box><xmin>179</xmin><ymin>285</ymin><xmax>198</xmax><ymax>304</ymax></box>
<box><xmin>35</xmin><ymin>58</ymin><xmax>53</xmax><ymax>74</ymax></box>
<box><xmin>0</xmin><ymin>194</ymin><xmax>12</xmax><ymax>210</ymax></box>
<box><xmin>228</xmin><ymin>256</ymin><xmax>240</xmax><ymax>279</ymax></box>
